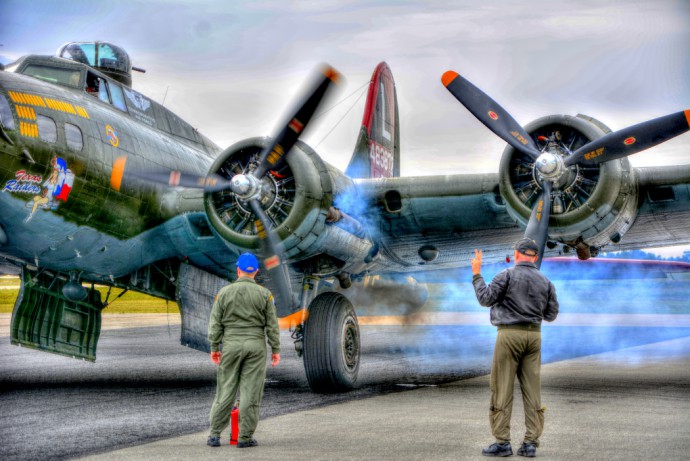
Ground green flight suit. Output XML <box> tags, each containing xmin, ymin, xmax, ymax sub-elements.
<box><xmin>208</xmin><ymin>277</ymin><xmax>280</xmax><ymax>442</ymax></box>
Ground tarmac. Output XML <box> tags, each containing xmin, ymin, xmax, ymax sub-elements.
<box><xmin>76</xmin><ymin>334</ymin><xmax>690</xmax><ymax>461</ymax></box>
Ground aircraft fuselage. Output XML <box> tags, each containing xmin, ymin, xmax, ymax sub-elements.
<box><xmin>0</xmin><ymin>54</ymin><xmax>220</xmax><ymax>280</ymax></box>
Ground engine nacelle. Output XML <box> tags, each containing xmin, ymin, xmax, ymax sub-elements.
<box><xmin>204</xmin><ymin>138</ymin><xmax>374</xmax><ymax>273</ymax></box>
<box><xmin>499</xmin><ymin>114</ymin><xmax>639</xmax><ymax>254</ymax></box>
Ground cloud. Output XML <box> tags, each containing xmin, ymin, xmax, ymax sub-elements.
<box><xmin>2</xmin><ymin>0</ymin><xmax>688</xmax><ymax>176</ymax></box>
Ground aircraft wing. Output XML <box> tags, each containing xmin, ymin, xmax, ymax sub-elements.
<box><xmin>354</xmin><ymin>172</ymin><xmax>524</xmax><ymax>269</ymax></box>
<box><xmin>354</xmin><ymin>163</ymin><xmax>690</xmax><ymax>271</ymax></box>
<box><xmin>606</xmin><ymin>164</ymin><xmax>690</xmax><ymax>252</ymax></box>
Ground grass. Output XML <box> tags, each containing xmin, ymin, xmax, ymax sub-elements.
<box><xmin>0</xmin><ymin>277</ymin><xmax>179</xmax><ymax>314</ymax></box>
<box><xmin>0</xmin><ymin>276</ymin><xmax>19</xmax><ymax>288</ymax></box>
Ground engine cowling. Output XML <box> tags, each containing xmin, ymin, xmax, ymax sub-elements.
<box><xmin>498</xmin><ymin>114</ymin><xmax>639</xmax><ymax>255</ymax></box>
<box><xmin>203</xmin><ymin>137</ymin><xmax>374</xmax><ymax>271</ymax></box>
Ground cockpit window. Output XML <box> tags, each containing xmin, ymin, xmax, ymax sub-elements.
<box><xmin>0</xmin><ymin>95</ymin><xmax>16</xmax><ymax>130</ymax></box>
<box><xmin>21</xmin><ymin>64</ymin><xmax>81</xmax><ymax>88</ymax></box>
<box><xmin>108</xmin><ymin>82</ymin><xmax>128</xmax><ymax>112</ymax></box>
<box><xmin>60</xmin><ymin>42</ymin><xmax>97</xmax><ymax>67</ymax></box>
<box><xmin>98</xmin><ymin>81</ymin><xmax>110</xmax><ymax>104</ymax></box>
<box><xmin>59</xmin><ymin>42</ymin><xmax>130</xmax><ymax>75</ymax></box>
<box><xmin>96</xmin><ymin>43</ymin><xmax>129</xmax><ymax>74</ymax></box>
<box><xmin>86</xmin><ymin>72</ymin><xmax>110</xmax><ymax>104</ymax></box>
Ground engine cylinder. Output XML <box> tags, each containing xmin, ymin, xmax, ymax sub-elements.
<box><xmin>204</xmin><ymin>138</ymin><xmax>331</xmax><ymax>256</ymax></box>
<box><xmin>499</xmin><ymin>114</ymin><xmax>639</xmax><ymax>249</ymax></box>
<box><xmin>204</xmin><ymin>138</ymin><xmax>373</xmax><ymax>267</ymax></box>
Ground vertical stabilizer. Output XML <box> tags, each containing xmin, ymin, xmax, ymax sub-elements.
<box><xmin>345</xmin><ymin>62</ymin><xmax>400</xmax><ymax>178</ymax></box>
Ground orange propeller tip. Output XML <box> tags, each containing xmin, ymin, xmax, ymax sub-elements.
<box><xmin>684</xmin><ymin>109</ymin><xmax>690</xmax><ymax>128</ymax></box>
<box><xmin>110</xmin><ymin>156</ymin><xmax>127</xmax><ymax>191</ymax></box>
<box><xmin>323</xmin><ymin>66</ymin><xmax>341</xmax><ymax>84</ymax></box>
<box><xmin>441</xmin><ymin>71</ymin><xmax>459</xmax><ymax>87</ymax></box>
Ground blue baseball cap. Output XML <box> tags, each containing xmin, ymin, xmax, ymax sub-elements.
<box><xmin>236</xmin><ymin>253</ymin><xmax>259</xmax><ymax>273</ymax></box>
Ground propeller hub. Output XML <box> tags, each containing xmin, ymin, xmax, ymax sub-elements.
<box><xmin>231</xmin><ymin>174</ymin><xmax>261</xmax><ymax>200</ymax></box>
<box><xmin>535</xmin><ymin>152</ymin><xmax>565</xmax><ymax>181</ymax></box>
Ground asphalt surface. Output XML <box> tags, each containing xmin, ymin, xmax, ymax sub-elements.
<box><xmin>2</xmin><ymin>313</ymin><xmax>690</xmax><ymax>460</ymax></box>
<box><xmin>79</xmin><ymin>336</ymin><xmax>690</xmax><ymax>461</ymax></box>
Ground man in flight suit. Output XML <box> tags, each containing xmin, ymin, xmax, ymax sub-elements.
<box><xmin>471</xmin><ymin>238</ymin><xmax>559</xmax><ymax>457</ymax></box>
<box><xmin>207</xmin><ymin>253</ymin><xmax>281</xmax><ymax>448</ymax></box>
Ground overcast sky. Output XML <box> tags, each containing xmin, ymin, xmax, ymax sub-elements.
<box><xmin>2</xmin><ymin>0</ymin><xmax>690</xmax><ymax>254</ymax></box>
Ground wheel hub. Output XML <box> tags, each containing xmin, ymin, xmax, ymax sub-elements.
<box><xmin>341</xmin><ymin>316</ymin><xmax>359</xmax><ymax>372</ymax></box>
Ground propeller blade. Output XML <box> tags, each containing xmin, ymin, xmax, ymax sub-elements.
<box><xmin>441</xmin><ymin>70</ymin><xmax>541</xmax><ymax>160</ymax></box>
<box><xmin>248</xmin><ymin>199</ymin><xmax>295</xmax><ymax>310</ymax></box>
<box><xmin>253</xmin><ymin>64</ymin><xmax>340</xmax><ymax>178</ymax></box>
<box><xmin>110</xmin><ymin>156</ymin><xmax>232</xmax><ymax>192</ymax></box>
<box><xmin>523</xmin><ymin>180</ymin><xmax>553</xmax><ymax>268</ymax></box>
<box><xmin>565</xmin><ymin>110</ymin><xmax>690</xmax><ymax>167</ymax></box>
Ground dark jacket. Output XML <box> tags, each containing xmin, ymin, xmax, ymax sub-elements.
<box><xmin>472</xmin><ymin>261</ymin><xmax>559</xmax><ymax>326</ymax></box>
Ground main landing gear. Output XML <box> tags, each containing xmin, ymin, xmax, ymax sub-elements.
<box><xmin>301</xmin><ymin>292</ymin><xmax>360</xmax><ymax>393</ymax></box>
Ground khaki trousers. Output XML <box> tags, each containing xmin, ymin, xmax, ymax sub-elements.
<box><xmin>489</xmin><ymin>326</ymin><xmax>545</xmax><ymax>445</ymax></box>
<box><xmin>209</xmin><ymin>337</ymin><xmax>267</xmax><ymax>442</ymax></box>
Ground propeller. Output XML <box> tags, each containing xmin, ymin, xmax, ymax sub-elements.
<box><xmin>441</xmin><ymin>71</ymin><xmax>541</xmax><ymax>160</ymax></box>
<box><xmin>111</xmin><ymin>64</ymin><xmax>341</xmax><ymax>309</ymax></box>
<box><xmin>248</xmin><ymin>199</ymin><xmax>296</xmax><ymax>309</ymax></box>
<box><xmin>111</xmin><ymin>156</ymin><xmax>233</xmax><ymax>192</ymax></box>
<box><xmin>564</xmin><ymin>110</ymin><xmax>690</xmax><ymax>167</ymax></box>
<box><xmin>252</xmin><ymin>66</ymin><xmax>340</xmax><ymax>178</ymax></box>
<box><xmin>523</xmin><ymin>179</ymin><xmax>552</xmax><ymax>268</ymax></box>
<box><xmin>442</xmin><ymin>70</ymin><xmax>690</xmax><ymax>266</ymax></box>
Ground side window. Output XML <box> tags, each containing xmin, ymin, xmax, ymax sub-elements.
<box><xmin>0</xmin><ymin>94</ymin><xmax>15</xmax><ymax>130</ymax></box>
<box><xmin>36</xmin><ymin>115</ymin><xmax>57</xmax><ymax>143</ymax></box>
<box><xmin>86</xmin><ymin>72</ymin><xmax>109</xmax><ymax>104</ymax></box>
<box><xmin>166</xmin><ymin>111</ymin><xmax>196</xmax><ymax>141</ymax></box>
<box><xmin>65</xmin><ymin>123</ymin><xmax>83</xmax><ymax>151</ymax></box>
<box><xmin>108</xmin><ymin>83</ymin><xmax>127</xmax><ymax>112</ymax></box>
<box><xmin>98</xmin><ymin>79</ymin><xmax>110</xmax><ymax>104</ymax></box>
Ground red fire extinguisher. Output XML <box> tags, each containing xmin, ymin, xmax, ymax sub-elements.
<box><xmin>230</xmin><ymin>400</ymin><xmax>239</xmax><ymax>445</ymax></box>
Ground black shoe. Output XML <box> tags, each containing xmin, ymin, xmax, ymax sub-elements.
<box><xmin>482</xmin><ymin>442</ymin><xmax>513</xmax><ymax>457</ymax></box>
<box><xmin>206</xmin><ymin>435</ymin><xmax>220</xmax><ymax>447</ymax></box>
<box><xmin>237</xmin><ymin>438</ymin><xmax>258</xmax><ymax>448</ymax></box>
<box><xmin>518</xmin><ymin>442</ymin><xmax>536</xmax><ymax>457</ymax></box>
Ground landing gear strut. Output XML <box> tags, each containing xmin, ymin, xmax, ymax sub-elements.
<box><xmin>302</xmin><ymin>292</ymin><xmax>360</xmax><ymax>393</ymax></box>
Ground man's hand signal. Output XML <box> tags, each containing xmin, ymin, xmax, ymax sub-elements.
<box><xmin>471</xmin><ymin>249</ymin><xmax>483</xmax><ymax>275</ymax></box>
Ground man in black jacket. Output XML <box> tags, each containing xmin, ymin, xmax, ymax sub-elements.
<box><xmin>472</xmin><ymin>238</ymin><xmax>559</xmax><ymax>458</ymax></box>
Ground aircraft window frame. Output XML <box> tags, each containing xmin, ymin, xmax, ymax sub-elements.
<box><xmin>36</xmin><ymin>115</ymin><xmax>58</xmax><ymax>143</ymax></box>
<box><xmin>64</xmin><ymin>123</ymin><xmax>84</xmax><ymax>151</ymax></box>
<box><xmin>62</xmin><ymin>43</ymin><xmax>97</xmax><ymax>67</ymax></box>
<box><xmin>98</xmin><ymin>79</ymin><xmax>110</xmax><ymax>104</ymax></box>
<box><xmin>108</xmin><ymin>82</ymin><xmax>128</xmax><ymax>113</ymax></box>
<box><xmin>166</xmin><ymin>111</ymin><xmax>196</xmax><ymax>142</ymax></box>
<box><xmin>86</xmin><ymin>72</ymin><xmax>110</xmax><ymax>103</ymax></box>
<box><xmin>21</xmin><ymin>64</ymin><xmax>82</xmax><ymax>89</ymax></box>
<box><xmin>0</xmin><ymin>94</ymin><xmax>16</xmax><ymax>130</ymax></box>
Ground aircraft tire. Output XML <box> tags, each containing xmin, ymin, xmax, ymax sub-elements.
<box><xmin>303</xmin><ymin>292</ymin><xmax>360</xmax><ymax>393</ymax></box>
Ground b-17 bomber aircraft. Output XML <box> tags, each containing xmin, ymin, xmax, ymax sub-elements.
<box><xmin>1</xmin><ymin>42</ymin><xmax>689</xmax><ymax>393</ymax></box>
